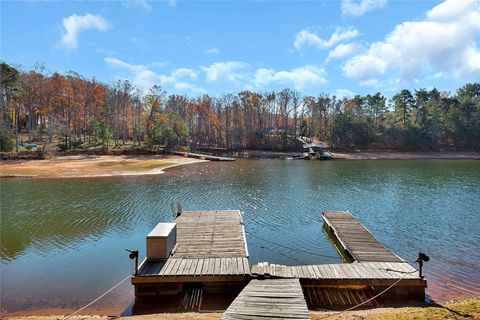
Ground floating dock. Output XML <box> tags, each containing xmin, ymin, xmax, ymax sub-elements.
<box><xmin>132</xmin><ymin>210</ymin><xmax>249</xmax><ymax>303</ymax></box>
<box><xmin>222</xmin><ymin>279</ymin><xmax>309</xmax><ymax>320</ymax></box>
<box><xmin>132</xmin><ymin>209</ymin><xmax>427</xmax><ymax>314</ymax></box>
<box><xmin>322</xmin><ymin>211</ymin><xmax>403</xmax><ymax>262</ymax></box>
<box><xmin>246</xmin><ymin>211</ymin><xmax>427</xmax><ymax>309</ymax></box>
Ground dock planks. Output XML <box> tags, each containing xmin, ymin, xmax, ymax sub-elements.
<box><xmin>134</xmin><ymin>210</ymin><xmax>250</xmax><ymax>281</ymax></box>
<box><xmin>138</xmin><ymin>257</ymin><xmax>249</xmax><ymax>277</ymax></box>
<box><xmin>174</xmin><ymin>210</ymin><xmax>248</xmax><ymax>258</ymax></box>
<box><xmin>133</xmin><ymin>209</ymin><xmax>426</xmax><ymax>307</ymax></box>
<box><xmin>222</xmin><ymin>279</ymin><xmax>309</xmax><ymax>320</ymax></box>
<box><xmin>251</xmin><ymin>261</ymin><xmax>419</xmax><ymax>280</ymax></box>
<box><xmin>322</xmin><ymin>211</ymin><xmax>403</xmax><ymax>263</ymax></box>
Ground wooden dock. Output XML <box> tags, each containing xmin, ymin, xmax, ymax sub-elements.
<box><xmin>250</xmin><ymin>261</ymin><xmax>426</xmax><ymax>302</ymax></box>
<box><xmin>132</xmin><ymin>209</ymin><xmax>427</xmax><ymax>313</ymax></box>
<box><xmin>322</xmin><ymin>211</ymin><xmax>404</xmax><ymax>263</ymax></box>
<box><xmin>172</xmin><ymin>151</ymin><xmax>235</xmax><ymax>161</ymax></box>
<box><xmin>248</xmin><ymin>211</ymin><xmax>427</xmax><ymax>307</ymax></box>
<box><xmin>132</xmin><ymin>210</ymin><xmax>249</xmax><ymax>297</ymax></box>
<box><xmin>222</xmin><ymin>279</ymin><xmax>309</xmax><ymax>320</ymax></box>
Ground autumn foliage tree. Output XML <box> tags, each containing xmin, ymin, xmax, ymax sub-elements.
<box><xmin>1</xmin><ymin>62</ymin><xmax>479</xmax><ymax>154</ymax></box>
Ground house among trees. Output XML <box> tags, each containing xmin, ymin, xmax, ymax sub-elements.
<box><xmin>303</xmin><ymin>142</ymin><xmax>332</xmax><ymax>160</ymax></box>
<box><xmin>295</xmin><ymin>138</ymin><xmax>332</xmax><ymax>160</ymax></box>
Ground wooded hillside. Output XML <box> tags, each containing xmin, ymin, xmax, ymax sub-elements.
<box><xmin>1</xmin><ymin>62</ymin><xmax>479</xmax><ymax>153</ymax></box>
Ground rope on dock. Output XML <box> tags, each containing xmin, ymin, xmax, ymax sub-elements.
<box><xmin>316</xmin><ymin>270</ymin><xmax>416</xmax><ymax>319</ymax></box>
<box><xmin>384</xmin><ymin>268</ymin><xmax>419</xmax><ymax>274</ymax></box>
<box><xmin>59</xmin><ymin>274</ymin><xmax>131</xmax><ymax>320</ymax></box>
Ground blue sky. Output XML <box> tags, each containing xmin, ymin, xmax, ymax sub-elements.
<box><xmin>1</xmin><ymin>0</ymin><xmax>479</xmax><ymax>97</ymax></box>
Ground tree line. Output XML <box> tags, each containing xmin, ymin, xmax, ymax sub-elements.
<box><xmin>1</xmin><ymin>62</ymin><xmax>479</xmax><ymax>153</ymax></box>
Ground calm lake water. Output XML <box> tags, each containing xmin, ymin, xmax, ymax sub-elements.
<box><xmin>1</xmin><ymin>159</ymin><xmax>479</xmax><ymax>315</ymax></box>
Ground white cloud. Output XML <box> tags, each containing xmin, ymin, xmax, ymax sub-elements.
<box><xmin>171</xmin><ymin>68</ymin><xmax>197</xmax><ymax>80</ymax></box>
<box><xmin>343</xmin><ymin>0</ymin><xmax>480</xmax><ymax>85</ymax></box>
<box><xmin>204</xmin><ymin>48</ymin><xmax>221</xmax><ymax>55</ymax></box>
<box><xmin>104</xmin><ymin>57</ymin><xmax>144</xmax><ymax>73</ymax></box>
<box><xmin>326</xmin><ymin>42</ymin><xmax>360</xmax><ymax>62</ymax></box>
<box><xmin>104</xmin><ymin>57</ymin><xmax>203</xmax><ymax>93</ymax></box>
<box><xmin>253</xmin><ymin>65</ymin><xmax>327</xmax><ymax>90</ymax></box>
<box><xmin>200</xmin><ymin>61</ymin><xmax>249</xmax><ymax>82</ymax></box>
<box><xmin>105</xmin><ymin>58</ymin><xmax>329</xmax><ymax>93</ymax></box>
<box><xmin>341</xmin><ymin>0</ymin><xmax>387</xmax><ymax>17</ymax></box>
<box><xmin>60</xmin><ymin>13</ymin><xmax>110</xmax><ymax>49</ymax></box>
<box><xmin>426</xmin><ymin>0</ymin><xmax>476</xmax><ymax>21</ymax></box>
<box><xmin>132</xmin><ymin>0</ymin><xmax>152</xmax><ymax>11</ymax></box>
<box><xmin>174</xmin><ymin>82</ymin><xmax>206</xmax><ymax>94</ymax></box>
<box><xmin>294</xmin><ymin>27</ymin><xmax>359</xmax><ymax>50</ymax></box>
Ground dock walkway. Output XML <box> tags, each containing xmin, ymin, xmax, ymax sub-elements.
<box><xmin>251</xmin><ymin>261</ymin><xmax>418</xmax><ymax>282</ymax></box>
<box><xmin>322</xmin><ymin>211</ymin><xmax>403</xmax><ymax>263</ymax></box>
<box><xmin>222</xmin><ymin>279</ymin><xmax>309</xmax><ymax>320</ymax></box>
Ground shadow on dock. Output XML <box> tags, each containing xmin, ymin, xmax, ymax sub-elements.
<box><xmin>131</xmin><ymin>290</ymin><xmax>239</xmax><ymax>314</ymax></box>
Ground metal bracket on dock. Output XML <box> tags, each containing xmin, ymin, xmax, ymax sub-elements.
<box><xmin>126</xmin><ymin>249</ymin><xmax>139</xmax><ymax>275</ymax></box>
<box><xmin>416</xmin><ymin>252</ymin><xmax>430</xmax><ymax>279</ymax></box>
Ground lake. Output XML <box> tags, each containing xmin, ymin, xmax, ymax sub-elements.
<box><xmin>1</xmin><ymin>159</ymin><xmax>479</xmax><ymax>315</ymax></box>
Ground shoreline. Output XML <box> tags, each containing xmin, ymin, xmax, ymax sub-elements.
<box><xmin>1</xmin><ymin>151</ymin><xmax>478</xmax><ymax>179</ymax></box>
<box><xmin>244</xmin><ymin>150</ymin><xmax>480</xmax><ymax>160</ymax></box>
<box><xmin>0</xmin><ymin>155</ymin><xmax>207</xmax><ymax>179</ymax></box>
<box><xmin>331</xmin><ymin>150</ymin><xmax>480</xmax><ymax>160</ymax></box>
<box><xmin>2</xmin><ymin>297</ymin><xmax>479</xmax><ymax>319</ymax></box>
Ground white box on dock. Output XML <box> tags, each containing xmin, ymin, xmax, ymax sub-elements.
<box><xmin>146</xmin><ymin>223</ymin><xmax>176</xmax><ymax>260</ymax></box>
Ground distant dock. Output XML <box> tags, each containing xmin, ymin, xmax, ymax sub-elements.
<box><xmin>172</xmin><ymin>151</ymin><xmax>235</xmax><ymax>161</ymax></box>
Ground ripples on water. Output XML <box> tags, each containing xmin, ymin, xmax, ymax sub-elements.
<box><xmin>1</xmin><ymin>159</ymin><xmax>479</xmax><ymax>315</ymax></box>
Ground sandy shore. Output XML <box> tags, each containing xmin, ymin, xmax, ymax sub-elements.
<box><xmin>1</xmin><ymin>151</ymin><xmax>478</xmax><ymax>179</ymax></box>
<box><xmin>331</xmin><ymin>151</ymin><xmax>480</xmax><ymax>160</ymax></box>
<box><xmin>0</xmin><ymin>155</ymin><xmax>207</xmax><ymax>178</ymax></box>
<box><xmin>3</xmin><ymin>297</ymin><xmax>479</xmax><ymax>320</ymax></box>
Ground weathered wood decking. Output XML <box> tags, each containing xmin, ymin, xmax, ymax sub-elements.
<box><xmin>251</xmin><ymin>261</ymin><xmax>418</xmax><ymax>282</ymax></box>
<box><xmin>222</xmin><ymin>279</ymin><xmax>309</xmax><ymax>320</ymax></box>
<box><xmin>137</xmin><ymin>257</ymin><xmax>250</xmax><ymax>280</ymax></box>
<box><xmin>322</xmin><ymin>211</ymin><xmax>403</xmax><ymax>263</ymax></box>
<box><xmin>243</xmin><ymin>212</ymin><xmax>427</xmax><ymax>308</ymax></box>
<box><xmin>132</xmin><ymin>209</ymin><xmax>427</xmax><ymax>313</ymax></box>
<box><xmin>133</xmin><ymin>210</ymin><xmax>249</xmax><ymax>284</ymax></box>
<box><xmin>174</xmin><ymin>210</ymin><xmax>248</xmax><ymax>258</ymax></box>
